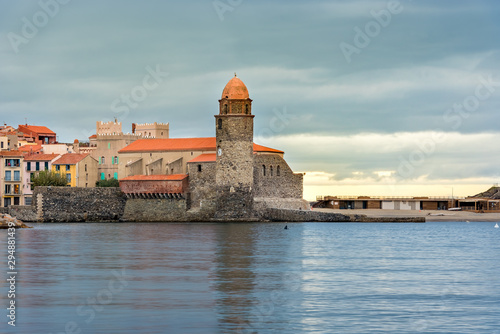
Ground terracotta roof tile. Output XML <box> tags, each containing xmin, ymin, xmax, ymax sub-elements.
<box><xmin>120</xmin><ymin>174</ymin><xmax>188</xmax><ymax>181</ymax></box>
<box><xmin>253</xmin><ymin>143</ymin><xmax>284</xmax><ymax>154</ymax></box>
<box><xmin>24</xmin><ymin>153</ymin><xmax>60</xmax><ymax>161</ymax></box>
<box><xmin>0</xmin><ymin>150</ymin><xmax>23</xmax><ymax>157</ymax></box>
<box><xmin>119</xmin><ymin>137</ymin><xmax>284</xmax><ymax>154</ymax></box>
<box><xmin>19</xmin><ymin>144</ymin><xmax>43</xmax><ymax>153</ymax></box>
<box><xmin>188</xmin><ymin>153</ymin><xmax>217</xmax><ymax>163</ymax></box>
<box><xmin>221</xmin><ymin>76</ymin><xmax>250</xmax><ymax>99</ymax></box>
<box><xmin>119</xmin><ymin>137</ymin><xmax>216</xmax><ymax>153</ymax></box>
<box><xmin>53</xmin><ymin>153</ymin><xmax>89</xmax><ymax>165</ymax></box>
<box><xmin>18</xmin><ymin>125</ymin><xmax>56</xmax><ymax>135</ymax></box>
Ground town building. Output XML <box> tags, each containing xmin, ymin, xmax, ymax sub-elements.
<box><xmin>315</xmin><ymin>196</ymin><xmax>457</xmax><ymax>211</ymax></box>
<box><xmin>23</xmin><ymin>153</ymin><xmax>61</xmax><ymax>205</ymax></box>
<box><xmin>118</xmin><ymin>75</ymin><xmax>308</xmax><ymax>219</ymax></box>
<box><xmin>90</xmin><ymin>120</ymin><xmax>169</xmax><ymax>181</ymax></box>
<box><xmin>0</xmin><ymin>151</ymin><xmax>24</xmax><ymax>207</ymax></box>
<box><xmin>17</xmin><ymin>125</ymin><xmax>57</xmax><ymax>145</ymax></box>
<box><xmin>51</xmin><ymin>153</ymin><xmax>98</xmax><ymax>187</ymax></box>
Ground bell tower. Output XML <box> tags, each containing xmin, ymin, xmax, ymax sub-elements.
<box><xmin>214</xmin><ymin>74</ymin><xmax>254</xmax><ymax>219</ymax></box>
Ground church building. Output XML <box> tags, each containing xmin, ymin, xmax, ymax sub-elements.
<box><xmin>118</xmin><ymin>75</ymin><xmax>308</xmax><ymax>220</ymax></box>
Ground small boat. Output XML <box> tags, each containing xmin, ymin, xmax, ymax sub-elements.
<box><xmin>495</xmin><ymin>223</ymin><xmax>499</xmax><ymax>229</ymax></box>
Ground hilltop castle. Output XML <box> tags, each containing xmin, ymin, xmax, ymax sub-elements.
<box><xmin>118</xmin><ymin>75</ymin><xmax>308</xmax><ymax>220</ymax></box>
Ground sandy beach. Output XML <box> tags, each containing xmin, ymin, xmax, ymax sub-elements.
<box><xmin>313</xmin><ymin>208</ymin><xmax>500</xmax><ymax>222</ymax></box>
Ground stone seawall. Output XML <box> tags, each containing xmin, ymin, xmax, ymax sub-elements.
<box><xmin>265</xmin><ymin>208</ymin><xmax>426</xmax><ymax>223</ymax></box>
<box><xmin>33</xmin><ymin>187</ymin><xmax>127</xmax><ymax>222</ymax></box>
<box><xmin>9</xmin><ymin>206</ymin><xmax>38</xmax><ymax>222</ymax></box>
<box><xmin>123</xmin><ymin>198</ymin><xmax>188</xmax><ymax>222</ymax></box>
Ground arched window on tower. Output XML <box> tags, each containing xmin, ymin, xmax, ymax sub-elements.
<box><xmin>218</xmin><ymin>118</ymin><xmax>222</xmax><ymax>129</ymax></box>
<box><xmin>245</xmin><ymin>104</ymin><xmax>249</xmax><ymax>114</ymax></box>
<box><xmin>270</xmin><ymin>166</ymin><xmax>273</xmax><ymax>176</ymax></box>
<box><xmin>224</xmin><ymin>104</ymin><xmax>228</xmax><ymax>114</ymax></box>
<box><xmin>262</xmin><ymin>165</ymin><xmax>266</xmax><ymax>176</ymax></box>
<box><xmin>277</xmin><ymin>165</ymin><xmax>281</xmax><ymax>176</ymax></box>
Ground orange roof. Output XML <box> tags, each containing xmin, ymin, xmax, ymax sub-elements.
<box><xmin>221</xmin><ymin>75</ymin><xmax>250</xmax><ymax>99</ymax></box>
<box><xmin>119</xmin><ymin>137</ymin><xmax>283</xmax><ymax>154</ymax></box>
<box><xmin>253</xmin><ymin>143</ymin><xmax>284</xmax><ymax>154</ymax></box>
<box><xmin>89</xmin><ymin>134</ymin><xmax>97</xmax><ymax>139</ymax></box>
<box><xmin>120</xmin><ymin>174</ymin><xmax>188</xmax><ymax>181</ymax></box>
<box><xmin>18</xmin><ymin>125</ymin><xmax>56</xmax><ymax>135</ymax></box>
<box><xmin>119</xmin><ymin>137</ymin><xmax>216</xmax><ymax>153</ymax></box>
<box><xmin>53</xmin><ymin>153</ymin><xmax>89</xmax><ymax>165</ymax></box>
<box><xmin>24</xmin><ymin>153</ymin><xmax>60</xmax><ymax>161</ymax></box>
<box><xmin>188</xmin><ymin>153</ymin><xmax>217</xmax><ymax>163</ymax></box>
<box><xmin>19</xmin><ymin>143</ymin><xmax>43</xmax><ymax>152</ymax></box>
<box><xmin>0</xmin><ymin>150</ymin><xmax>23</xmax><ymax>157</ymax></box>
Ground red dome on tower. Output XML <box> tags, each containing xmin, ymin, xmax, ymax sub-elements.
<box><xmin>221</xmin><ymin>74</ymin><xmax>249</xmax><ymax>99</ymax></box>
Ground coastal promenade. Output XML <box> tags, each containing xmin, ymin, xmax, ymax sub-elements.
<box><xmin>313</xmin><ymin>208</ymin><xmax>500</xmax><ymax>222</ymax></box>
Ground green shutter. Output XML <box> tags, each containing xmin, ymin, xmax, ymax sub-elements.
<box><xmin>101</xmin><ymin>173</ymin><xmax>105</xmax><ymax>180</ymax></box>
<box><xmin>114</xmin><ymin>172</ymin><xmax>118</xmax><ymax>180</ymax></box>
<box><xmin>111</xmin><ymin>156</ymin><xmax>114</xmax><ymax>165</ymax></box>
<box><xmin>99</xmin><ymin>157</ymin><xmax>101</xmax><ymax>165</ymax></box>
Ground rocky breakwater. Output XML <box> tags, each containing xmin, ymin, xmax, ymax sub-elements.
<box><xmin>0</xmin><ymin>214</ymin><xmax>32</xmax><ymax>229</ymax></box>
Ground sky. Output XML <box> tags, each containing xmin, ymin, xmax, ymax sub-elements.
<box><xmin>1</xmin><ymin>0</ymin><xmax>499</xmax><ymax>200</ymax></box>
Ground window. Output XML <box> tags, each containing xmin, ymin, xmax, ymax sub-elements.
<box><xmin>0</xmin><ymin>142</ymin><xmax>3</xmax><ymax>148</ymax></box>
<box><xmin>44</xmin><ymin>162</ymin><xmax>48</xmax><ymax>170</ymax></box>
<box><xmin>14</xmin><ymin>184</ymin><xmax>20</xmax><ymax>194</ymax></box>
<box><xmin>66</xmin><ymin>165</ymin><xmax>70</xmax><ymax>171</ymax></box>
<box><xmin>14</xmin><ymin>171</ymin><xmax>20</xmax><ymax>181</ymax></box>
<box><xmin>197</xmin><ymin>164</ymin><xmax>202</xmax><ymax>172</ymax></box>
<box><xmin>277</xmin><ymin>165</ymin><xmax>281</xmax><ymax>176</ymax></box>
<box><xmin>25</xmin><ymin>197</ymin><xmax>32</xmax><ymax>206</ymax></box>
<box><xmin>86</xmin><ymin>174</ymin><xmax>88</xmax><ymax>181</ymax></box>
<box><xmin>5</xmin><ymin>171</ymin><xmax>11</xmax><ymax>181</ymax></box>
<box><xmin>224</xmin><ymin>104</ymin><xmax>228</xmax><ymax>114</ymax></box>
<box><xmin>85</xmin><ymin>164</ymin><xmax>87</xmax><ymax>172</ymax></box>
<box><xmin>66</xmin><ymin>173</ymin><xmax>71</xmax><ymax>183</ymax></box>
<box><xmin>27</xmin><ymin>162</ymin><xmax>31</xmax><ymax>171</ymax></box>
<box><xmin>55</xmin><ymin>165</ymin><xmax>60</xmax><ymax>171</ymax></box>
<box><xmin>270</xmin><ymin>166</ymin><xmax>273</xmax><ymax>177</ymax></box>
<box><xmin>5</xmin><ymin>185</ymin><xmax>11</xmax><ymax>194</ymax></box>
<box><xmin>262</xmin><ymin>165</ymin><xmax>266</xmax><ymax>176</ymax></box>
<box><xmin>218</xmin><ymin>118</ymin><xmax>222</xmax><ymax>129</ymax></box>
<box><xmin>101</xmin><ymin>156</ymin><xmax>105</xmax><ymax>164</ymax></box>
<box><xmin>114</xmin><ymin>156</ymin><xmax>118</xmax><ymax>164</ymax></box>
<box><xmin>36</xmin><ymin>162</ymin><xmax>40</xmax><ymax>171</ymax></box>
<box><xmin>245</xmin><ymin>104</ymin><xmax>249</xmax><ymax>114</ymax></box>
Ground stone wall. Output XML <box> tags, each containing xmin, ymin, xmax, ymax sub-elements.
<box><xmin>215</xmin><ymin>115</ymin><xmax>255</xmax><ymax>219</ymax></box>
<box><xmin>253</xmin><ymin>154</ymin><xmax>303</xmax><ymax>199</ymax></box>
<box><xmin>33</xmin><ymin>187</ymin><xmax>127</xmax><ymax>222</ymax></box>
<box><xmin>123</xmin><ymin>198</ymin><xmax>188</xmax><ymax>222</ymax></box>
<box><xmin>9</xmin><ymin>206</ymin><xmax>37</xmax><ymax>222</ymax></box>
<box><xmin>187</xmin><ymin>161</ymin><xmax>216</xmax><ymax>209</ymax></box>
<box><xmin>254</xmin><ymin>197</ymin><xmax>310</xmax><ymax>217</ymax></box>
<box><xmin>265</xmin><ymin>208</ymin><xmax>426</xmax><ymax>223</ymax></box>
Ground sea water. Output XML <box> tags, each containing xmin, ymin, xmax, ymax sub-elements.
<box><xmin>1</xmin><ymin>221</ymin><xmax>499</xmax><ymax>333</ymax></box>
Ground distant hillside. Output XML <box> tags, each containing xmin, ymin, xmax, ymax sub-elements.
<box><xmin>472</xmin><ymin>186</ymin><xmax>500</xmax><ymax>199</ymax></box>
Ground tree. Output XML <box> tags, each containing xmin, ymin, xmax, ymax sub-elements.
<box><xmin>95</xmin><ymin>178</ymin><xmax>119</xmax><ymax>187</ymax></box>
<box><xmin>32</xmin><ymin>170</ymin><xmax>68</xmax><ymax>187</ymax></box>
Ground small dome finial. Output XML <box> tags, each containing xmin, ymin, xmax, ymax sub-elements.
<box><xmin>234</xmin><ymin>72</ymin><xmax>237</xmax><ymax>77</ymax></box>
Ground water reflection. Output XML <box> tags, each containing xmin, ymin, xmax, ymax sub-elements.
<box><xmin>1</xmin><ymin>222</ymin><xmax>499</xmax><ymax>333</ymax></box>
